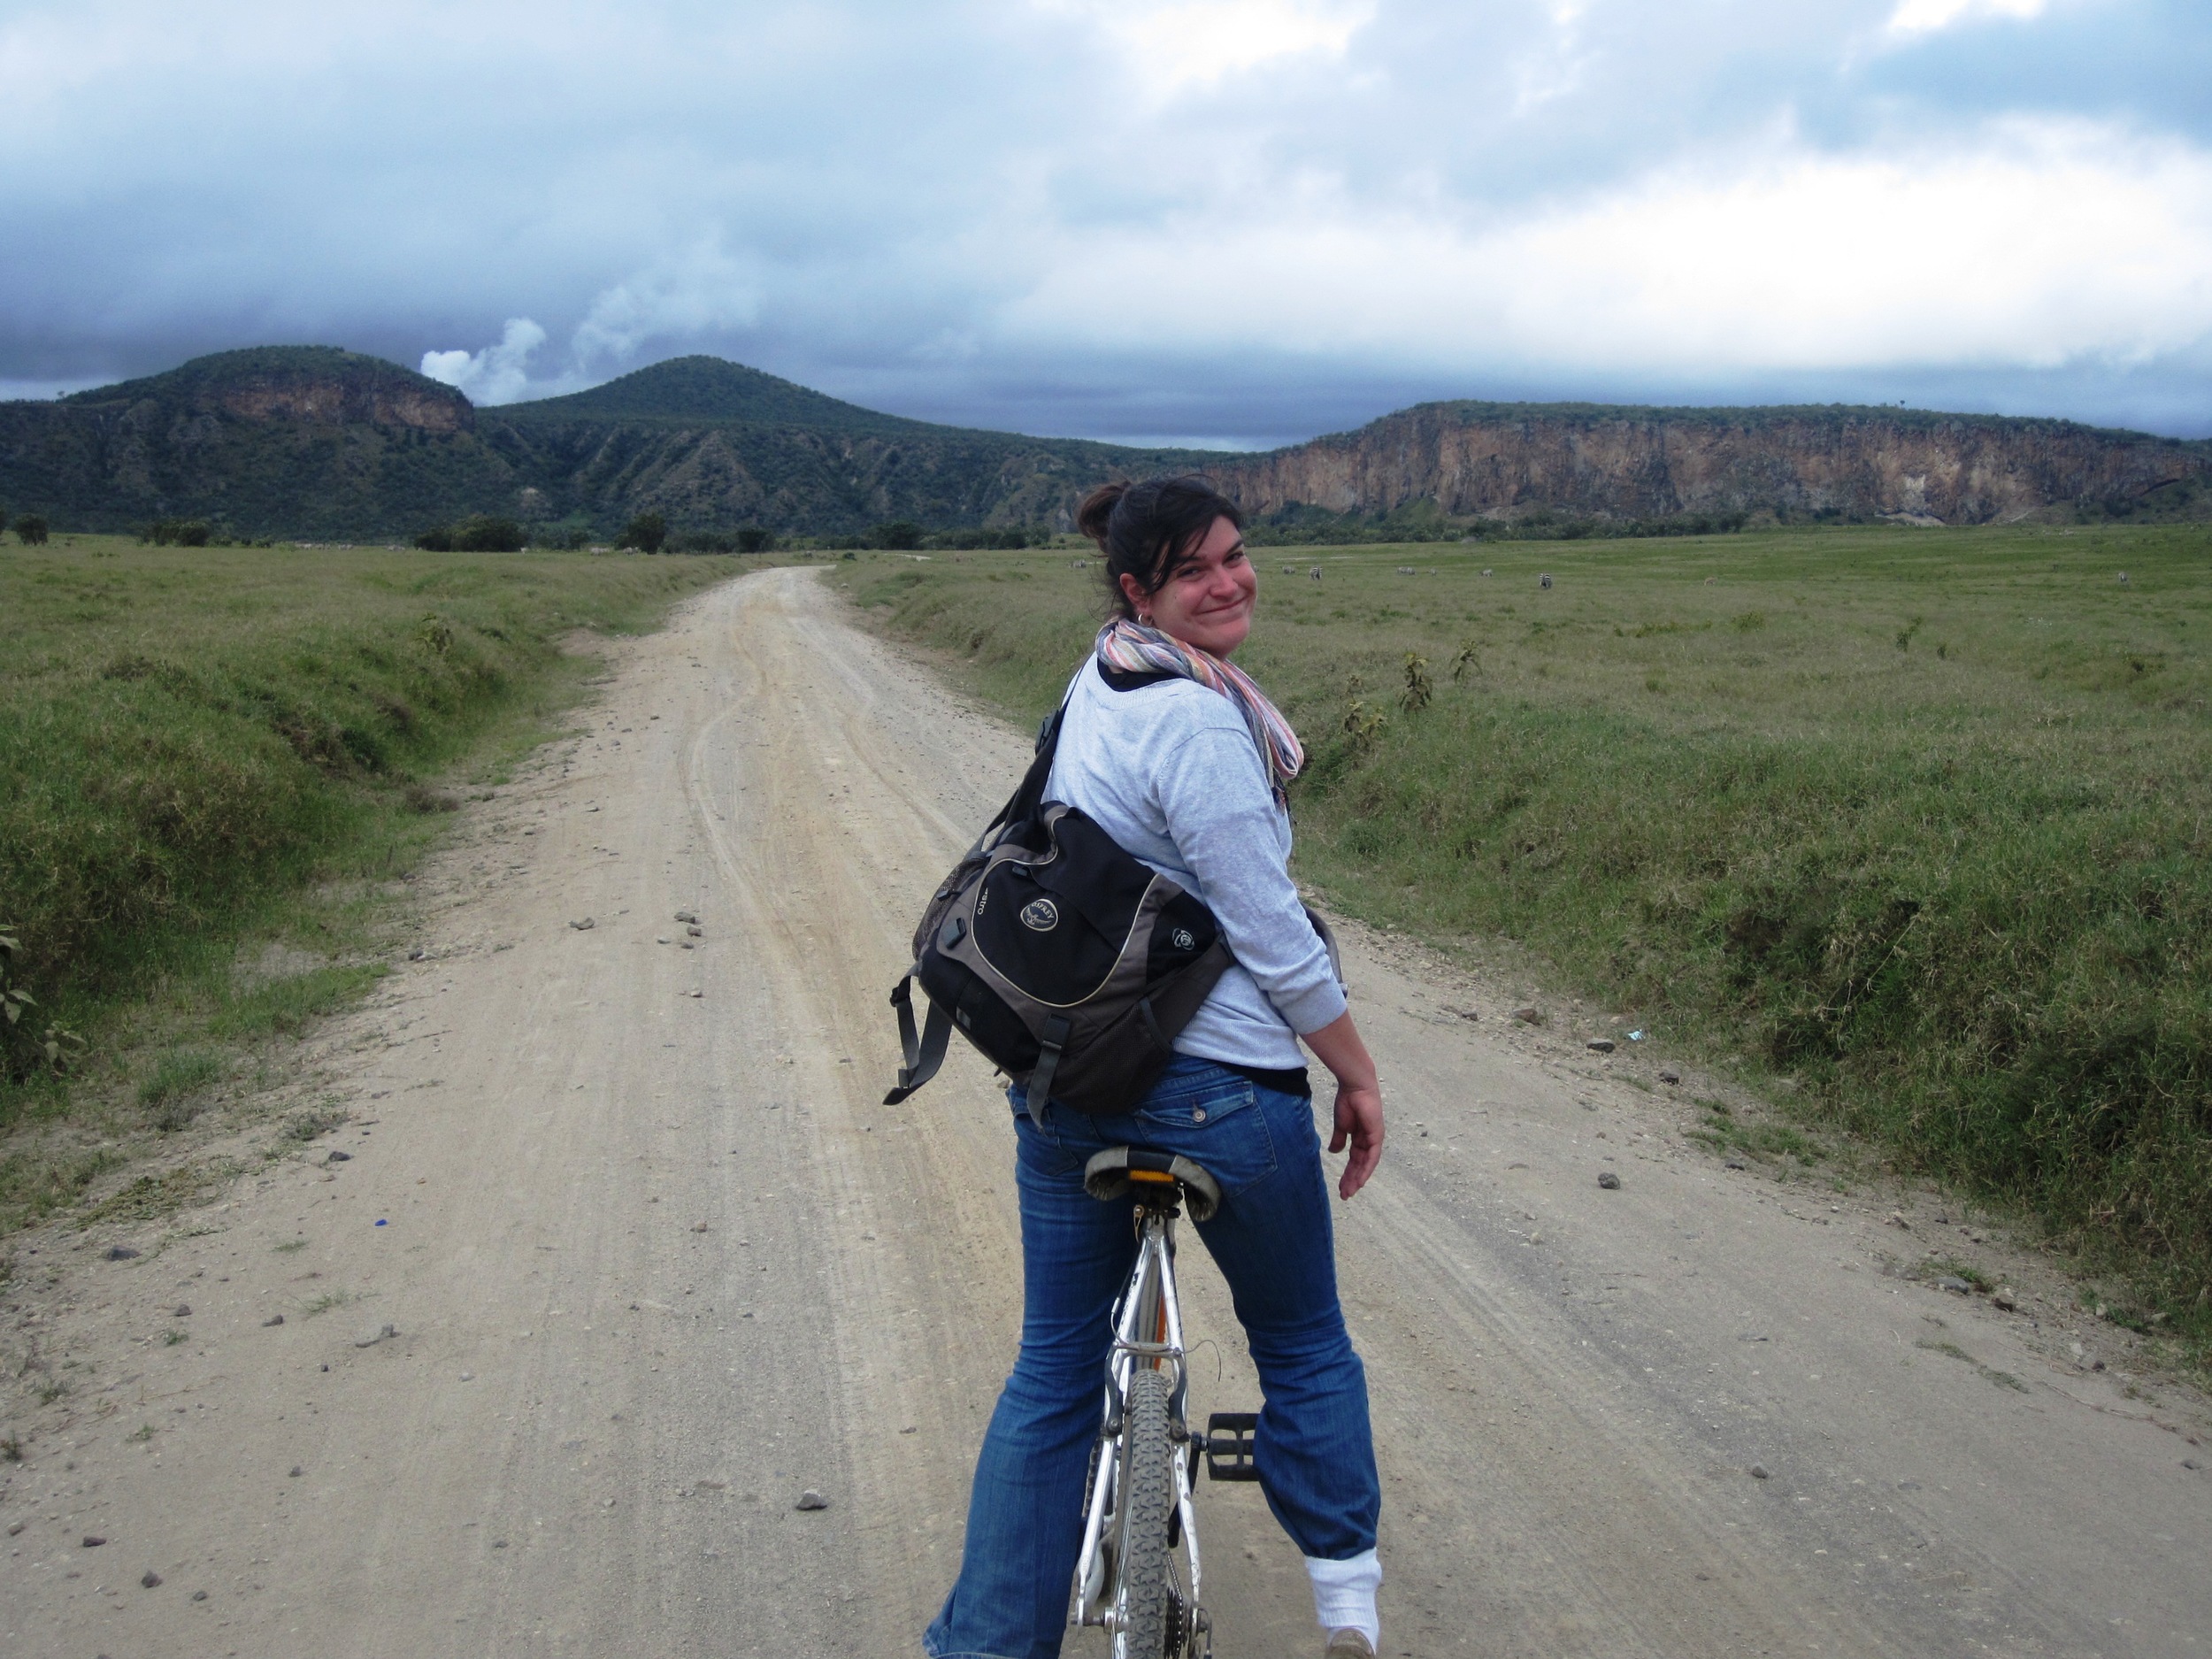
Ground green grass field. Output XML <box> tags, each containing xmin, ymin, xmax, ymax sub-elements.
<box><xmin>0</xmin><ymin>535</ymin><xmax>740</xmax><ymax>1228</ymax></box>
<box><xmin>835</xmin><ymin>522</ymin><xmax>2212</xmax><ymax>1347</ymax></box>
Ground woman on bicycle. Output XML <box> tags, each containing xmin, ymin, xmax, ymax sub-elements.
<box><xmin>925</xmin><ymin>475</ymin><xmax>1386</xmax><ymax>1659</ymax></box>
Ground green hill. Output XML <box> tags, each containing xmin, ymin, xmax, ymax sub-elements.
<box><xmin>505</xmin><ymin>355</ymin><xmax>929</xmax><ymax>434</ymax></box>
<box><xmin>2</xmin><ymin>344</ymin><xmax>2204</xmax><ymax>541</ymax></box>
<box><xmin>0</xmin><ymin>346</ymin><xmax>1219</xmax><ymax>541</ymax></box>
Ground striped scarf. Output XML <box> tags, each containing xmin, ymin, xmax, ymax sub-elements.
<box><xmin>1096</xmin><ymin>618</ymin><xmax>1304</xmax><ymax>803</ymax></box>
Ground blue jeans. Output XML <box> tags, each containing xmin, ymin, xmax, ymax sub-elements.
<box><xmin>924</xmin><ymin>1056</ymin><xmax>1380</xmax><ymax>1659</ymax></box>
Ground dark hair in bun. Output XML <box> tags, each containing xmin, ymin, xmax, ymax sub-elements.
<box><xmin>1076</xmin><ymin>475</ymin><xmax>1245</xmax><ymax>620</ymax></box>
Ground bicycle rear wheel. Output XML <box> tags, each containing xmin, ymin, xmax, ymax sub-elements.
<box><xmin>1111</xmin><ymin>1366</ymin><xmax>1177</xmax><ymax>1657</ymax></box>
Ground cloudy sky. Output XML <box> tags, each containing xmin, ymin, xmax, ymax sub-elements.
<box><xmin>3</xmin><ymin>0</ymin><xmax>2208</xmax><ymax>446</ymax></box>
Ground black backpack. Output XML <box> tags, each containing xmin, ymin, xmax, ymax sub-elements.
<box><xmin>882</xmin><ymin>694</ymin><xmax>1234</xmax><ymax>1118</ymax></box>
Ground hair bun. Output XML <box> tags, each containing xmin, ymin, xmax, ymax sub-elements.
<box><xmin>1076</xmin><ymin>480</ymin><xmax>1129</xmax><ymax>549</ymax></box>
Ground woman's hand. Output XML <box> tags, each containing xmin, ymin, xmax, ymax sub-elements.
<box><xmin>1302</xmin><ymin>1011</ymin><xmax>1385</xmax><ymax>1199</ymax></box>
<box><xmin>1328</xmin><ymin>1079</ymin><xmax>1386</xmax><ymax>1199</ymax></box>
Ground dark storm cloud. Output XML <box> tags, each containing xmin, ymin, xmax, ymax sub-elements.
<box><xmin>2</xmin><ymin>0</ymin><xmax>2208</xmax><ymax>442</ymax></box>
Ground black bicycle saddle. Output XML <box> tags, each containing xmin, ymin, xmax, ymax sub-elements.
<box><xmin>1081</xmin><ymin>1146</ymin><xmax>1223</xmax><ymax>1222</ymax></box>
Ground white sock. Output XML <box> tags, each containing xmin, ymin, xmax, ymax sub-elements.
<box><xmin>1305</xmin><ymin>1548</ymin><xmax>1382</xmax><ymax>1647</ymax></box>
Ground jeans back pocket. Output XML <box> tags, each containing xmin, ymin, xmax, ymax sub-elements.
<box><xmin>1133</xmin><ymin>1066</ymin><xmax>1277</xmax><ymax>1198</ymax></box>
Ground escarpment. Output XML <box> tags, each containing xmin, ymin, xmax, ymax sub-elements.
<box><xmin>1210</xmin><ymin>402</ymin><xmax>2208</xmax><ymax>526</ymax></box>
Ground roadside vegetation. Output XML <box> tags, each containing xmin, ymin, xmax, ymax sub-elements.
<box><xmin>0</xmin><ymin>534</ymin><xmax>739</xmax><ymax>1231</ymax></box>
<box><xmin>834</xmin><ymin>523</ymin><xmax>2212</xmax><ymax>1362</ymax></box>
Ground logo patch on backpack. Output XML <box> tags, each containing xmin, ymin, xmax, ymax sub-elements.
<box><xmin>1171</xmin><ymin>927</ymin><xmax>1195</xmax><ymax>951</ymax></box>
<box><xmin>1019</xmin><ymin>897</ymin><xmax>1060</xmax><ymax>933</ymax></box>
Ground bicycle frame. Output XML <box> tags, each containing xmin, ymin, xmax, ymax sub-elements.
<box><xmin>1070</xmin><ymin>1196</ymin><xmax>1209</xmax><ymax>1655</ymax></box>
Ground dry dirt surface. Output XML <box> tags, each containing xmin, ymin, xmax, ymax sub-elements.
<box><xmin>4</xmin><ymin>565</ymin><xmax>2208</xmax><ymax>1659</ymax></box>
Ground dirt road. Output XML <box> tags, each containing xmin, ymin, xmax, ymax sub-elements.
<box><xmin>4</xmin><ymin>566</ymin><xmax>2207</xmax><ymax>1658</ymax></box>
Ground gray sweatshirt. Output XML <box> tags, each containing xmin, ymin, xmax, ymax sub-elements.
<box><xmin>1044</xmin><ymin>659</ymin><xmax>1347</xmax><ymax>1070</ymax></box>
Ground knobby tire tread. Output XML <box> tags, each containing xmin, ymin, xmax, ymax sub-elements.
<box><xmin>1113</xmin><ymin>1367</ymin><xmax>1177</xmax><ymax>1657</ymax></box>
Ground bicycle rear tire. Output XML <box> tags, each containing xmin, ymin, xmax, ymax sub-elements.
<box><xmin>1112</xmin><ymin>1366</ymin><xmax>1177</xmax><ymax>1657</ymax></box>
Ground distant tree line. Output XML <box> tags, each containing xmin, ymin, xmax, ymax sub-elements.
<box><xmin>406</xmin><ymin>511</ymin><xmax>785</xmax><ymax>555</ymax></box>
<box><xmin>811</xmin><ymin>521</ymin><xmax>1048</xmax><ymax>551</ymax></box>
<box><xmin>2074</xmin><ymin>475</ymin><xmax>2206</xmax><ymax>525</ymax></box>
<box><xmin>1247</xmin><ymin>504</ymin><xmax>1758</xmax><ymax>545</ymax></box>
<box><xmin>133</xmin><ymin>518</ymin><xmax>279</xmax><ymax>547</ymax></box>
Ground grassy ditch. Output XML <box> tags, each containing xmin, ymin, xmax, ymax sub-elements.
<box><xmin>833</xmin><ymin>525</ymin><xmax>2212</xmax><ymax>1353</ymax></box>
<box><xmin>1</xmin><ymin>535</ymin><xmax>740</xmax><ymax>1227</ymax></box>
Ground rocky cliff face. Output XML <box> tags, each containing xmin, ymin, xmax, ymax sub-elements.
<box><xmin>215</xmin><ymin>373</ymin><xmax>471</xmax><ymax>434</ymax></box>
<box><xmin>1213</xmin><ymin>402</ymin><xmax>2210</xmax><ymax>526</ymax></box>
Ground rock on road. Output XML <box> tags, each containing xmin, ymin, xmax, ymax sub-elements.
<box><xmin>4</xmin><ymin>567</ymin><xmax>2206</xmax><ymax>1658</ymax></box>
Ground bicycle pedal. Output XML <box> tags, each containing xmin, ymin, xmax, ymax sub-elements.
<box><xmin>1204</xmin><ymin>1412</ymin><xmax>1259</xmax><ymax>1482</ymax></box>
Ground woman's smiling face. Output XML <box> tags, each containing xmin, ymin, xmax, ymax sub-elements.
<box><xmin>1120</xmin><ymin>515</ymin><xmax>1257</xmax><ymax>657</ymax></box>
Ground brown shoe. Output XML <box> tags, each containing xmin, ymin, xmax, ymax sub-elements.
<box><xmin>1325</xmin><ymin>1631</ymin><xmax>1377</xmax><ymax>1658</ymax></box>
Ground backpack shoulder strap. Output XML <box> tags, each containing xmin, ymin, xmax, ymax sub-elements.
<box><xmin>984</xmin><ymin>678</ymin><xmax>1074</xmax><ymax>837</ymax></box>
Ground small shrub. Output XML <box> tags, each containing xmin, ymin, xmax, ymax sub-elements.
<box><xmin>735</xmin><ymin>526</ymin><xmax>775</xmax><ymax>554</ymax></box>
<box><xmin>14</xmin><ymin>514</ymin><xmax>49</xmax><ymax>545</ymax></box>
<box><xmin>416</xmin><ymin>518</ymin><xmax>525</xmax><ymax>553</ymax></box>
<box><xmin>452</xmin><ymin>516</ymin><xmax>525</xmax><ymax>553</ymax></box>
<box><xmin>1400</xmin><ymin>652</ymin><xmax>1432</xmax><ymax>711</ymax></box>
<box><xmin>2</xmin><ymin>926</ymin><xmax>84</xmax><ymax>1080</ymax></box>
<box><xmin>1341</xmin><ymin>700</ymin><xmax>1386</xmax><ymax>751</ymax></box>
<box><xmin>144</xmin><ymin>518</ymin><xmax>211</xmax><ymax>548</ymax></box>
<box><xmin>869</xmin><ymin>520</ymin><xmax>925</xmax><ymax>550</ymax></box>
<box><xmin>618</xmin><ymin>511</ymin><xmax>668</xmax><ymax>554</ymax></box>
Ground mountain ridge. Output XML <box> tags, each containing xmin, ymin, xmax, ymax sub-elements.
<box><xmin>502</xmin><ymin>355</ymin><xmax>934</xmax><ymax>435</ymax></box>
<box><xmin>2</xmin><ymin>345</ymin><xmax>2204</xmax><ymax>539</ymax></box>
<box><xmin>1223</xmin><ymin>397</ymin><xmax>2210</xmax><ymax>528</ymax></box>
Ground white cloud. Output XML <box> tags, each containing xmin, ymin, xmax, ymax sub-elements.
<box><xmin>1042</xmin><ymin>0</ymin><xmax>1374</xmax><ymax>95</ymax></box>
<box><xmin>419</xmin><ymin>318</ymin><xmax>547</xmax><ymax>404</ymax></box>
<box><xmin>1886</xmin><ymin>0</ymin><xmax>2046</xmax><ymax>37</ymax></box>
<box><xmin>5</xmin><ymin>0</ymin><xmax>2211</xmax><ymax>437</ymax></box>
<box><xmin>571</xmin><ymin>246</ymin><xmax>764</xmax><ymax>373</ymax></box>
<box><xmin>1001</xmin><ymin>119</ymin><xmax>2212</xmax><ymax>377</ymax></box>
